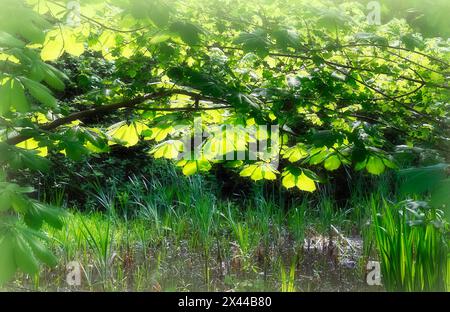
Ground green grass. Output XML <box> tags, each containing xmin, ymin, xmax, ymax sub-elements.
<box><xmin>370</xmin><ymin>198</ymin><xmax>448</xmax><ymax>291</ymax></box>
<box><xmin>280</xmin><ymin>258</ymin><xmax>297</xmax><ymax>292</ymax></box>
<box><xmin>4</xmin><ymin>163</ymin><xmax>449</xmax><ymax>292</ymax></box>
<box><xmin>26</xmin><ymin>186</ymin><xmax>364</xmax><ymax>291</ymax></box>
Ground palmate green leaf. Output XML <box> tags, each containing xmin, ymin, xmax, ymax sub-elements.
<box><xmin>308</xmin><ymin>147</ymin><xmax>328</xmax><ymax>165</ymax></box>
<box><xmin>324</xmin><ymin>154</ymin><xmax>341</xmax><ymax>171</ymax></box>
<box><xmin>44</xmin><ymin>63</ymin><xmax>69</xmax><ymax>82</ymax></box>
<box><xmin>281</xmin><ymin>166</ymin><xmax>317</xmax><ymax>192</ymax></box>
<box><xmin>0</xmin><ymin>192</ymin><xmax>11</xmax><ymax>212</ymax></box>
<box><xmin>82</xmin><ymin>128</ymin><xmax>109</xmax><ymax>153</ymax></box>
<box><xmin>0</xmin><ymin>143</ymin><xmax>50</xmax><ymax>172</ymax></box>
<box><xmin>354</xmin><ymin>153</ymin><xmax>395</xmax><ymax>175</ymax></box>
<box><xmin>169</xmin><ymin>21</ymin><xmax>203</xmax><ymax>45</ymax></box>
<box><xmin>11</xmin><ymin>81</ymin><xmax>29</xmax><ymax>113</ymax></box>
<box><xmin>150</xmin><ymin>140</ymin><xmax>184</xmax><ymax>159</ymax></box>
<box><xmin>144</xmin><ymin>125</ymin><xmax>174</xmax><ymax>142</ymax></box>
<box><xmin>234</xmin><ymin>29</ymin><xmax>270</xmax><ymax>57</ymax></box>
<box><xmin>203</xmin><ymin>126</ymin><xmax>251</xmax><ymax>159</ymax></box>
<box><xmin>24</xmin><ymin>201</ymin><xmax>65</xmax><ymax>230</ymax></box>
<box><xmin>22</xmin><ymin>229</ymin><xmax>57</xmax><ymax>267</ymax></box>
<box><xmin>20</xmin><ymin>77</ymin><xmax>57</xmax><ymax>109</ymax></box>
<box><xmin>14</xmin><ymin>235</ymin><xmax>40</xmax><ymax>275</ymax></box>
<box><xmin>282</xmin><ymin>143</ymin><xmax>308</xmax><ymax>162</ymax></box>
<box><xmin>29</xmin><ymin>62</ymin><xmax>46</xmax><ymax>82</ymax></box>
<box><xmin>0</xmin><ymin>221</ymin><xmax>58</xmax><ymax>285</ymax></box>
<box><xmin>272</xmin><ymin>28</ymin><xmax>300</xmax><ymax>50</ymax></box>
<box><xmin>41</xmin><ymin>28</ymin><xmax>85</xmax><ymax>61</ymax></box>
<box><xmin>12</xmin><ymin>3</ymin><xmax>49</xmax><ymax>43</ymax></box>
<box><xmin>130</xmin><ymin>0</ymin><xmax>170</xmax><ymax>25</ymax></box>
<box><xmin>59</xmin><ymin>126</ymin><xmax>91</xmax><ymax>160</ymax></box>
<box><xmin>0</xmin><ymin>182</ymin><xmax>34</xmax><ymax>194</ymax></box>
<box><xmin>147</xmin><ymin>2</ymin><xmax>170</xmax><ymax>26</ymax></box>
<box><xmin>0</xmin><ymin>31</ymin><xmax>25</xmax><ymax>48</ymax></box>
<box><xmin>40</xmin><ymin>36</ymin><xmax>64</xmax><ymax>61</ymax></box>
<box><xmin>185</xmin><ymin>69</ymin><xmax>228</xmax><ymax>98</ymax></box>
<box><xmin>11</xmin><ymin>192</ymin><xmax>31</xmax><ymax>214</ymax></box>
<box><xmin>0</xmin><ymin>2</ymin><xmax>47</xmax><ymax>44</ymax></box>
<box><xmin>239</xmin><ymin>162</ymin><xmax>279</xmax><ymax>181</ymax></box>
<box><xmin>0</xmin><ymin>185</ymin><xmax>34</xmax><ymax>220</ymax></box>
<box><xmin>0</xmin><ymin>235</ymin><xmax>17</xmax><ymax>284</ymax></box>
<box><xmin>177</xmin><ymin>159</ymin><xmax>211</xmax><ymax>176</ymax></box>
<box><xmin>61</xmin><ymin>140</ymin><xmax>89</xmax><ymax>161</ymax></box>
<box><xmin>40</xmin><ymin>63</ymin><xmax>65</xmax><ymax>91</ymax></box>
<box><xmin>0</xmin><ymin>182</ymin><xmax>31</xmax><ymax>212</ymax></box>
<box><xmin>20</xmin><ymin>22</ymin><xmax>45</xmax><ymax>44</ymax></box>
<box><xmin>16</xmin><ymin>138</ymin><xmax>48</xmax><ymax>157</ymax></box>
<box><xmin>37</xmin><ymin>203</ymin><xmax>65</xmax><ymax>229</ymax></box>
<box><xmin>0</xmin><ymin>78</ymin><xmax>29</xmax><ymax>114</ymax></box>
<box><xmin>107</xmin><ymin>121</ymin><xmax>149</xmax><ymax>147</ymax></box>
<box><xmin>366</xmin><ymin>155</ymin><xmax>385</xmax><ymax>175</ymax></box>
<box><xmin>354</xmin><ymin>158</ymin><xmax>367</xmax><ymax>171</ymax></box>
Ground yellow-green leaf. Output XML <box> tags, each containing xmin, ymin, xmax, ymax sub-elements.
<box><xmin>366</xmin><ymin>155</ymin><xmax>385</xmax><ymax>175</ymax></box>
<box><xmin>324</xmin><ymin>154</ymin><xmax>341</xmax><ymax>171</ymax></box>
<box><xmin>0</xmin><ymin>78</ymin><xmax>29</xmax><ymax>114</ymax></box>
<box><xmin>107</xmin><ymin>121</ymin><xmax>149</xmax><ymax>147</ymax></box>
<box><xmin>177</xmin><ymin>160</ymin><xmax>211</xmax><ymax>176</ymax></box>
<box><xmin>41</xmin><ymin>37</ymin><xmax>64</xmax><ymax>61</ymax></box>
<box><xmin>282</xmin><ymin>143</ymin><xmax>308</xmax><ymax>162</ymax></box>
<box><xmin>150</xmin><ymin>140</ymin><xmax>183</xmax><ymax>159</ymax></box>
<box><xmin>16</xmin><ymin>138</ymin><xmax>48</xmax><ymax>157</ymax></box>
<box><xmin>282</xmin><ymin>167</ymin><xmax>317</xmax><ymax>192</ymax></box>
<box><xmin>240</xmin><ymin>162</ymin><xmax>279</xmax><ymax>181</ymax></box>
<box><xmin>64</xmin><ymin>32</ymin><xmax>84</xmax><ymax>56</ymax></box>
<box><xmin>297</xmin><ymin>172</ymin><xmax>316</xmax><ymax>192</ymax></box>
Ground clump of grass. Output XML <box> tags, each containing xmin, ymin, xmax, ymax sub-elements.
<box><xmin>79</xmin><ymin>213</ymin><xmax>114</xmax><ymax>288</ymax></box>
<box><xmin>370</xmin><ymin>198</ymin><xmax>449</xmax><ymax>291</ymax></box>
<box><xmin>191</xmin><ymin>195</ymin><xmax>217</xmax><ymax>287</ymax></box>
<box><xmin>223</xmin><ymin>203</ymin><xmax>256</xmax><ymax>271</ymax></box>
<box><xmin>280</xmin><ymin>258</ymin><xmax>297</xmax><ymax>292</ymax></box>
<box><xmin>288</xmin><ymin>201</ymin><xmax>308</xmax><ymax>245</ymax></box>
<box><xmin>19</xmin><ymin>161</ymin><xmax>404</xmax><ymax>292</ymax></box>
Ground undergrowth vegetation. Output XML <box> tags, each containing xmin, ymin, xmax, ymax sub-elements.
<box><xmin>4</xmin><ymin>156</ymin><xmax>448</xmax><ymax>291</ymax></box>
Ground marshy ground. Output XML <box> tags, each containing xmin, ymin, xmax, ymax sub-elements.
<box><xmin>6</xmin><ymin>158</ymin><xmax>387</xmax><ymax>292</ymax></box>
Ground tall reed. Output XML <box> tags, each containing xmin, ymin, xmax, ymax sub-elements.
<box><xmin>371</xmin><ymin>198</ymin><xmax>448</xmax><ymax>291</ymax></box>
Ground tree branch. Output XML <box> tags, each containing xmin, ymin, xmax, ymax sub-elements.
<box><xmin>4</xmin><ymin>89</ymin><xmax>231</xmax><ymax>145</ymax></box>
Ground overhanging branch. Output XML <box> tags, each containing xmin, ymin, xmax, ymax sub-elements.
<box><xmin>4</xmin><ymin>89</ymin><xmax>232</xmax><ymax>145</ymax></box>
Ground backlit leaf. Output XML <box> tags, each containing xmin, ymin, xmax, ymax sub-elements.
<box><xmin>20</xmin><ymin>77</ymin><xmax>56</xmax><ymax>109</ymax></box>
<box><xmin>150</xmin><ymin>140</ymin><xmax>184</xmax><ymax>159</ymax></box>
<box><xmin>366</xmin><ymin>155</ymin><xmax>385</xmax><ymax>175</ymax></box>
<box><xmin>324</xmin><ymin>154</ymin><xmax>341</xmax><ymax>171</ymax></box>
